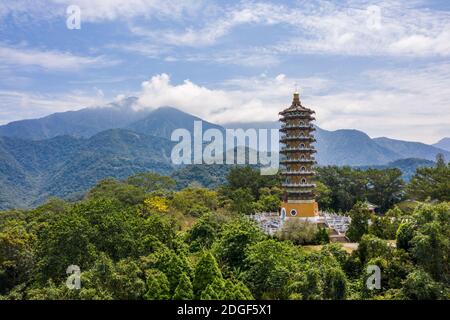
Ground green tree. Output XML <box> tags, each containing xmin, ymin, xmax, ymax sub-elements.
<box><xmin>200</xmin><ymin>278</ymin><xmax>253</xmax><ymax>300</ymax></box>
<box><xmin>355</xmin><ymin>234</ymin><xmax>393</xmax><ymax>266</ymax></box>
<box><xmin>321</xmin><ymin>266</ymin><xmax>348</xmax><ymax>300</ymax></box>
<box><xmin>0</xmin><ymin>221</ymin><xmax>35</xmax><ymax>294</ymax></box>
<box><xmin>366</xmin><ymin>168</ymin><xmax>404</xmax><ymax>213</ymax></box>
<box><xmin>85</xmin><ymin>178</ymin><xmax>146</xmax><ymax>206</ymax></box>
<box><xmin>36</xmin><ymin>211</ymin><xmax>97</xmax><ymax>281</ymax></box>
<box><xmin>144</xmin><ymin>269</ymin><xmax>170</xmax><ymax>300</ymax></box>
<box><xmin>172</xmin><ymin>187</ymin><xmax>218</xmax><ymax>216</ymax></box>
<box><xmin>229</xmin><ymin>188</ymin><xmax>255</xmax><ymax>215</ymax></box>
<box><xmin>193</xmin><ymin>251</ymin><xmax>222</xmax><ymax>298</ymax></box>
<box><xmin>172</xmin><ymin>273</ymin><xmax>193</xmax><ymax>300</ymax></box>
<box><xmin>346</xmin><ymin>202</ymin><xmax>372</xmax><ymax>242</ymax></box>
<box><xmin>288</xmin><ymin>269</ymin><xmax>322</xmax><ymax>300</ymax></box>
<box><xmin>243</xmin><ymin>239</ymin><xmax>301</xmax><ymax>299</ymax></box>
<box><xmin>407</xmin><ymin>157</ymin><xmax>450</xmax><ymax>202</ymax></box>
<box><xmin>316</xmin><ymin>166</ymin><xmax>367</xmax><ymax>212</ymax></box>
<box><xmin>127</xmin><ymin>172</ymin><xmax>176</xmax><ymax>193</ymax></box>
<box><xmin>254</xmin><ymin>193</ymin><xmax>281</xmax><ymax>212</ymax></box>
<box><xmin>276</xmin><ymin>219</ymin><xmax>318</xmax><ymax>245</ymax></box>
<box><xmin>187</xmin><ymin>213</ymin><xmax>227</xmax><ymax>251</ymax></box>
<box><xmin>411</xmin><ymin>222</ymin><xmax>449</xmax><ymax>282</ymax></box>
<box><xmin>214</xmin><ymin>217</ymin><xmax>263</xmax><ymax>269</ymax></box>
<box><xmin>314</xmin><ymin>181</ymin><xmax>332</xmax><ymax>210</ymax></box>
<box><xmin>314</xmin><ymin>227</ymin><xmax>330</xmax><ymax>244</ymax></box>
<box><xmin>396</xmin><ymin>220</ymin><xmax>416</xmax><ymax>251</ymax></box>
<box><xmin>225</xmin><ymin>166</ymin><xmax>279</xmax><ymax>200</ymax></box>
<box><xmin>139</xmin><ymin>245</ymin><xmax>191</xmax><ymax>292</ymax></box>
<box><xmin>369</xmin><ymin>215</ymin><xmax>392</xmax><ymax>239</ymax></box>
<box><xmin>82</xmin><ymin>254</ymin><xmax>146</xmax><ymax>300</ymax></box>
<box><xmin>402</xmin><ymin>269</ymin><xmax>443</xmax><ymax>300</ymax></box>
<box><xmin>397</xmin><ymin>203</ymin><xmax>450</xmax><ymax>282</ymax></box>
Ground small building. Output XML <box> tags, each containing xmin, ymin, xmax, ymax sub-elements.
<box><xmin>364</xmin><ymin>201</ymin><xmax>378</xmax><ymax>214</ymax></box>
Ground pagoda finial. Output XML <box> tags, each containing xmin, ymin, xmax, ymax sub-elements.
<box><xmin>292</xmin><ymin>84</ymin><xmax>301</xmax><ymax>106</ymax></box>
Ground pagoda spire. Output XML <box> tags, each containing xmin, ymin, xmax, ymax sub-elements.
<box><xmin>292</xmin><ymin>91</ymin><xmax>301</xmax><ymax>106</ymax></box>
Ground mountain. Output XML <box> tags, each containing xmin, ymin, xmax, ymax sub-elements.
<box><xmin>314</xmin><ymin>127</ymin><xmax>401</xmax><ymax>166</ymax></box>
<box><xmin>0</xmin><ymin>102</ymin><xmax>224</xmax><ymax>142</ymax></box>
<box><xmin>356</xmin><ymin>158</ymin><xmax>435</xmax><ymax>181</ymax></box>
<box><xmin>1</xmin><ymin>104</ymin><xmax>447</xmax><ymax>209</ymax></box>
<box><xmin>128</xmin><ymin>106</ymin><xmax>224</xmax><ymax>139</ymax></box>
<box><xmin>0</xmin><ymin>129</ymin><xmax>174</xmax><ymax>209</ymax></box>
<box><xmin>2</xmin><ymin>97</ymin><xmax>446</xmax><ymax>165</ymax></box>
<box><xmin>433</xmin><ymin>137</ymin><xmax>450</xmax><ymax>152</ymax></box>
<box><xmin>224</xmin><ymin>122</ymin><xmax>401</xmax><ymax>166</ymax></box>
<box><xmin>373</xmin><ymin>137</ymin><xmax>450</xmax><ymax>162</ymax></box>
<box><xmin>224</xmin><ymin>121</ymin><xmax>450</xmax><ymax>166</ymax></box>
<box><xmin>0</xmin><ymin>97</ymin><xmax>151</xmax><ymax>140</ymax></box>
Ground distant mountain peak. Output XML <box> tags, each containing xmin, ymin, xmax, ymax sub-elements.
<box><xmin>127</xmin><ymin>106</ymin><xmax>223</xmax><ymax>139</ymax></box>
<box><xmin>433</xmin><ymin>137</ymin><xmax>450</xmax><ymax>152</ymax></box>
<box><xmin>0</xmin><ymin>97</ymin><xmax>151</xmax><ymax>140</ymax></box>
<box><xmin>373</xmin><ymin>136</ymin><xmax>450</xmax><ymax>162</ymax></box>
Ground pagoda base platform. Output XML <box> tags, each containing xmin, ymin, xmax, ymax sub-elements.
<box><xmin>280</xmin><ymin>200</ymin><xmax>319</xmax><ymax>218</ymax></box>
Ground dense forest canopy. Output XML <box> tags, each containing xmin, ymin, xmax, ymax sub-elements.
<box><xmin>0</xmin><ymin>158</ymin><xmax>449</xmax><ymax>300</ymax></box>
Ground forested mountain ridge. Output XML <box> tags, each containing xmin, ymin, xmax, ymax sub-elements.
<box><xmin>0</xmin><ymin>130</ymin><xmax>174</xmax><ymax>209</ymax></box>
<box><xmin>356</xmin><ymin>158</ymin><xmax>436</xmax><ymax>181</ymax></box>
<box><xmin>225</xmin><ymin>121</ymin><xmax>449</xmax><ymax>165</ymax></box>
<box><xmin>0</xmin><ymin>105</ymin><xmax>448</xmax><ymax>209</ymax></box>
<box><xmin>373</xmin><ymin>137</ymin><xmax>450</xmax><ymax>162</ymax></box>
<box><xmin>1</xmin><ymin>100</ymin><xmax>447</xmax><ymax>164</ymax></box>
<box><xmin>0</xmin><ymin>97</ymin><xmax>150</xmax><ymax>140</ymax></box>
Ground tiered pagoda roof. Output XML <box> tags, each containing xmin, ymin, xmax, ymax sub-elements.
<box><xmin>279</xmin><ymin>91</ymin><xmax>317</xmax><ymax>201</ymax></box>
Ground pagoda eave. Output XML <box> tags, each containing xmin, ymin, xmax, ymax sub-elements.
<box><xmin>280</xmin><ymin>159</ymin><xmax>316</xmax><ymax>164</ymax></box>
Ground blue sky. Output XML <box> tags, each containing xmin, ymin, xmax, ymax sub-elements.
<box><xmin>0</xmin><ymin>0</ymin><xmax>449</xmax><ymax>143</ymax></box>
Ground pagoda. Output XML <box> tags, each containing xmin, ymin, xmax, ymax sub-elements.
<box><xmin>279</xmin><ymin>91</ymin><xmax>319</xmax><ymax>218</ymax></box>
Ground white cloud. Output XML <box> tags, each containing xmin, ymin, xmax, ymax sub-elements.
<box><xmin>0</xmin><ymin>44</ymin><xmax>118</xmax><ymax>71</ymax></box>
<box><xmin>130</xmin><ymin>0</ymin><xmax>450</xmax><ymax>58</ymax></box>
<box><xmin>297</xmin><ymin>63</ymin><xmax>450</xmax><ymax>143</ymax></box>
<box><xmin>64</xmin><ymin>0</ymin><xmax>201</xmax><ymax>22</ymax></box>
<box><xmin>2</xmin><ymin>66</ymin><xmax>449</xmax><ymax>143</ymax></box>
<box><xmin>135</xmin><ymin>67</ymin><xmax>450</xmax><ymax>144</ymax></box>
<box><xmin>263</xmin><ymin>0</ymin><xmax>450</xmax><ymax>58</ymax></box>
<box><xmin>0</xmin><ymin>1</ymin><xmax>60</xmax><ymax>23</ymax></box>
<box><xmin>136</xmin><ymin>74</ymin><xmax>235</xmax><ymax>118</ymax></box>
<box><xmin>0</xmin><ymin>89</ymin><xmax>108</xmax><ymax>124</ymax></box>
<box><xmin>132</xmin><ymin>2</ymin><xmax>288</xmax><ymax>46</ymax></box>
<box><xmin>0</xmin><ymin>0</ymin><xmax>204</xmax><ymax>23</ymax></box>
<box><xmin>136</xmin><ymin>73</ymin><xmax>331</xmax><ymax>124</ymax></box>
<box><xmin>5</xmin><ymin>1</ymin><xmax>449</xmax><ymax>59</ymax></box>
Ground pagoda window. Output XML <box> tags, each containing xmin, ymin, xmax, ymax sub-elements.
<box><xmin>300</xmin><ymin>143</ymin><xmax>305</xmax><ymax>148</ymax></box>
<box><xmin>301</xmin><ymin>155</ymin><xmax>305</xmax><ymax>160</ymax></box>
<box><xmin>301</xmin><ymin>166</ymin><xmax>306</xmax><ymax>172</ymax></box>
<box><xmin>301</xmin><ymin>178</ymin><xmax>307</xmax><ymax>184</ymax></box>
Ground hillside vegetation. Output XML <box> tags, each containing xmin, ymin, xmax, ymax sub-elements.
<box><xmin>0</xmin><ymin>161</ymin><xmax>448</xmax><ymax>300</ymax></box>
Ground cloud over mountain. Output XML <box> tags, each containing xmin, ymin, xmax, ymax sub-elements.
<box><xmin>134</xmin><ymin>68</ymin><xmax>450</xmax><ymax>144</ymax></box>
